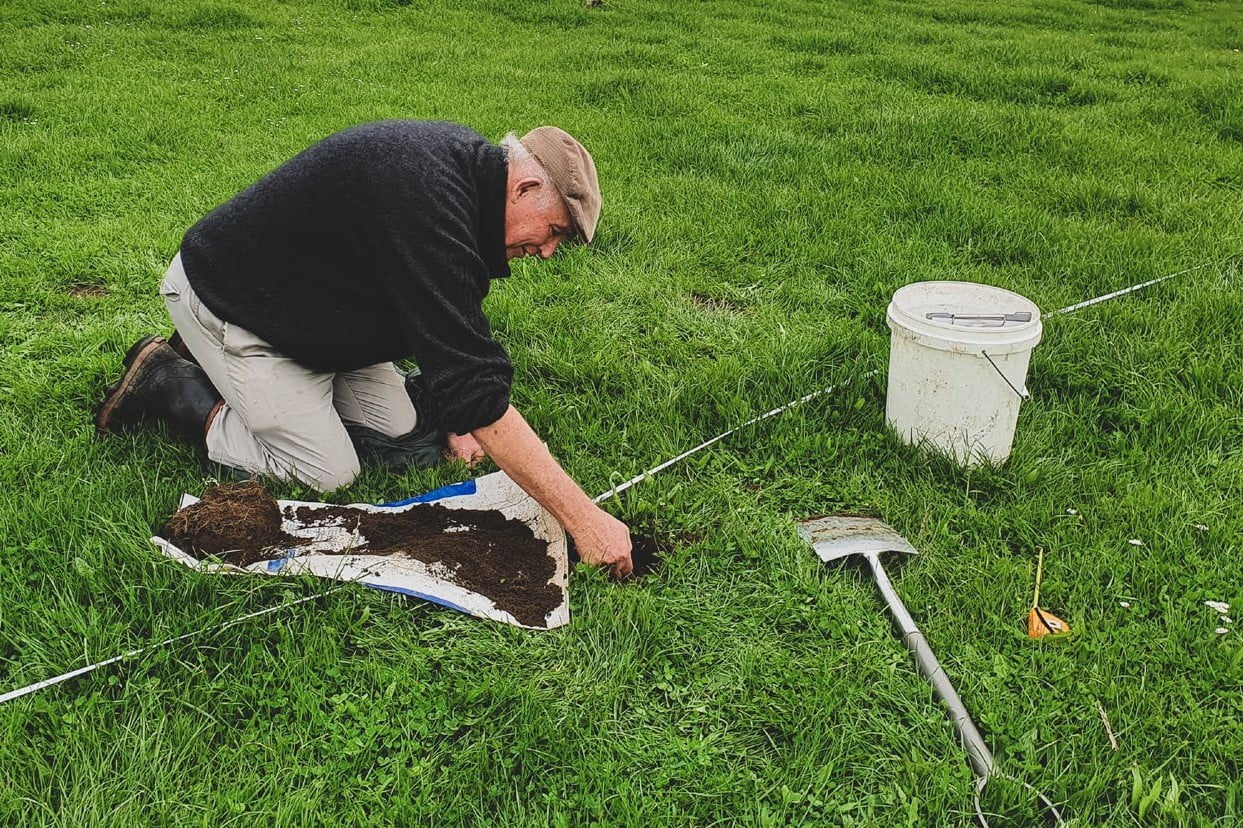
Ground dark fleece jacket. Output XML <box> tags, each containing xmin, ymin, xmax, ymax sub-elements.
<box><xmin>180</xmin><ymin>120</ymin><xmax>513</xmax><ymax>435</ymax></box>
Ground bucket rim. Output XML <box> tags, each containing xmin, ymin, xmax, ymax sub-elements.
<box><xmin>887</xmin><ymin>281</ymin><xmax>1043</xmax><ymax>354</ymax></box>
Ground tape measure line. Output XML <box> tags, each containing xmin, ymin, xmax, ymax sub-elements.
<box><xmin>592</xmin><ymin>380</ymin><xmax>862</xmax><ymax>504</ymax></box>
<box><xmin>1050</xmin><ymin>262</ymin><xmax>1216</xmax><ymax>316</ymax></box>
<box><xmin>0</xmin><ymin>587</ymin><xmax>349</xmax><ymax>705</ymax></box>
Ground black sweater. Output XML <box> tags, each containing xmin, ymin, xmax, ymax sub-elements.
<box><xmin>180</xmin><ymin>120</ymin><xmax>514</xmax><ymax>435</ymax></box>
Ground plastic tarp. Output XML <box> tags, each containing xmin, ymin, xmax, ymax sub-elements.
<box><xmin>151</xmin><ymin>471</ymin><xmax>570</xmax><ymax>630</ymax></box>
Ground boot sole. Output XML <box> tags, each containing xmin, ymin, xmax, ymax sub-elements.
<box><xmin>94</xmin><ymin>335</ymin><xmax>167</xmax><ymax>436</ymax></box>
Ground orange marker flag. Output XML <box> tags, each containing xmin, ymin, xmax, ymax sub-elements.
<box><xmin>1028</xmin><ymin>547</ymin><xmax>1072</xmax><ymax>639</ymax></box>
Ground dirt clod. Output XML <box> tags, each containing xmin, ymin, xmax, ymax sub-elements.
<box><xmin>161</xmin><ymin>481</ymin><xmax>283</xmax><ymax>568</ymax></box>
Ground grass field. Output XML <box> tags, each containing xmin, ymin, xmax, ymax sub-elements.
<box><xmin>2</xmin><ymin>0</ymin><xmax>1242</xmax><ymax>823</ymax></box>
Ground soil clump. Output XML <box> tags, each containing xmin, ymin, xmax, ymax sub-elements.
<box><xmin>161</xmin><ymin>481</ymin><xmax>291</xmax><ymax>568</ymax></box>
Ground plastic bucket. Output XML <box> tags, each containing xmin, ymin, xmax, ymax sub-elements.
<box><xmin>885</xmin><ymin>281</ymin><xmax>1043</xmax><ymax>466</ymax></box>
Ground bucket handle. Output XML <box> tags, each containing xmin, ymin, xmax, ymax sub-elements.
<box><xmin>981</xmin><ymin>350</ymin><xmax>1029</xmax><ymax>400</ymax></box>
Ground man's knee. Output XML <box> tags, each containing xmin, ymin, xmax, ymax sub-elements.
<box><xmin>241</xmin><ymin>415</ymin><xmax>361</xmax><ymax>493</ymax></box>
<box><xmin>304</xmin><ymin>456</ymin><xmax>361</xmax><ymax>493</ymax></box>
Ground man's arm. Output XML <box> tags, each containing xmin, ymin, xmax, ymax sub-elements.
<box><xmin>471</xmin><ymin>405</ymin><xmax>633</xmax><ymax>578</ymax></box>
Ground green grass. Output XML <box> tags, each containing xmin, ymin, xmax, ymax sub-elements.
<box><xmin>2</xmin><ymin>0</ymin><xmax>1242</xmax><ymax>824</ymax></box>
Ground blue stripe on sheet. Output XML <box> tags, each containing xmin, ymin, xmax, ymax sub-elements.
<box><xmin>363</xmin><ymin>582</ymin><xmax>471</xmax><ymax>615</ymax></box>
<box><xmin>377</xmin><ymin>479</ymin><xmax>478</xmax><ymax>508</ymax></box>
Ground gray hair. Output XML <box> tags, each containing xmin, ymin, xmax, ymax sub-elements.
<box><xmin>501</xmin><ymin>133</ymin><xmax>551</xmax><ymax>187</ymax></box>
<box><xmin>500</xmin><ymin>132</ymin><xmax>529</xmax><ymax>161</ymax></box>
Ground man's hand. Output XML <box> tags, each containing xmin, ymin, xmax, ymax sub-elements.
<box><xmin>568</xmin><ymin>507</ymin><xmax>634</xmax><ymax>579</ymax></box>
<box><xmin>445</xmin><ymin>432</ymin><xmax>486</xmax><ymax>465</ymax></box>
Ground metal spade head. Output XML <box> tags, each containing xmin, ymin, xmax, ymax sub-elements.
<box><xmin>795</xmin><ymin>514</ymin><xmax>918</xmax><ymax>563</ymax></box>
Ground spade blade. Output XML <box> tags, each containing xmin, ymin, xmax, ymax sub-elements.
<box><xmin>795</xmin><ymin>515</ymin><xmax>918</xmax><ymax>564</ymax></box>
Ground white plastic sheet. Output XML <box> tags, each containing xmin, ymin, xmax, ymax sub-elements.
<box><xmin>151</xmin><ymin>471</ymin><xmax>569</xmax><ymax>630</ymax></box>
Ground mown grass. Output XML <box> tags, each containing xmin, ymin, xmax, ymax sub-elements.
<box><xmin>2</xmin><ymin>0</ymin><xmax>1241</xmax><ymax>824</ymax></box>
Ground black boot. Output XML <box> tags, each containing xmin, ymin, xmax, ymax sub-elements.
<box><xmin>95</xmin><ymin>335</ymin><xmax>223</xmax><ymax>449</ymax></box>
<box><xmin>404</xmin><ymin>369</ymin><xmax>442</xmax><ymax>433</ymax></box>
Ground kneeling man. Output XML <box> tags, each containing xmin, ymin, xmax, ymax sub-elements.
<box><xmin>95</xmin><ymin>121</ymin><xmax>632</xmax><ymax>576</ymax></box>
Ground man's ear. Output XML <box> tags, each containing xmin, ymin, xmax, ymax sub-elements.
<box><xmin>512</xmin><ymin>176</ymin><xmax>543</xmax><ymax>201</ymax></box>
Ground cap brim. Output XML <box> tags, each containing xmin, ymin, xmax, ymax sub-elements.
<box><xmin>562</xmin><ymin>198</ymin><xmax>593</xmax><ymax>244</ymax></box>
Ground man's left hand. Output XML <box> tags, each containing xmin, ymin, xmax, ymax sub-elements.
<box><xmin>446</xmin><ymin>432</ymin><xmax>487</xmax><ymax>466</ymax></box>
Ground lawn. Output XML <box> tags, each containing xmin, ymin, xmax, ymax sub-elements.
<box><xmin>1</xmin><ymin>0</ymin><xmax>1241</xmax><ymax>824</ymax></box>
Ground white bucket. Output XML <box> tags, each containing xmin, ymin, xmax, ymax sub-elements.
<box><xmin>885</xmin><ymin>281</ymin><xmax>1042</xmax><ymax>466</ymax></box>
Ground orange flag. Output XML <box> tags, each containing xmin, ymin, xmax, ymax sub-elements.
<box><xmin>1028</xmin><ymin>547</ymin><xmax>1072</xmax><ymax>639</ymax></box>
<box><xmin>1028</xmin><ymin>607</ymin><xmax>1071</xmax><ymax>638</ymax></box>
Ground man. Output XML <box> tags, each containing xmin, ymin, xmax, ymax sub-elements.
<box><xmin>94</xmin><ymin>121</ymin><xmax>633</xmax><ymax>577</ymax></box>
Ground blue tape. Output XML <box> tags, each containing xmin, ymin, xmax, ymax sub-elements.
<box><xmin>265</xmin><ymin>548</ymin><xmax>302</xmax><ymax>573</ymax></box>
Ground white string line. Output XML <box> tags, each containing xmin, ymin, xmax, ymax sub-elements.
<box><xmin>1050</xmin><ymin>262</ymin><xmax>1215</xmax><ymax>316</ymax></box>
<box><xmin>0</xmin><ymin>587</ymin><xmax>349</xmax><ymax>705</ymax></box>
<box><xmin>0</xmin><ymin>261</ymin><xmax>1214</xmax><ymax>706</ymax></box>
<box><xmin>593</xmin><ymin>377</ymin><xmax>874</xmax><ymax>504</ymax></box>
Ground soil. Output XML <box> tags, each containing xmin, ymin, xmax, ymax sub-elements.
<box><xmin>160</xmin><ymin>481</ymin><xmax>561</xmax><ymax>627</ymax></box>
<box><xmin>567</xmin><ymin>529</ymin><xmax>668</xmax><ymax>581</ymax></box>
<box><xmin>67</xmin><ymin>283</ymin><xmax>108</xmax><ymax>297</ymax></box>
<box><xmin>286</xmin><ymin>503</ymin><xmax>560</xmax><ymax>628</ymax></box>
<box><xmin>161</xmin><ymin>481</ymin><xmax>291</xmax><ymax>568</ymax></box>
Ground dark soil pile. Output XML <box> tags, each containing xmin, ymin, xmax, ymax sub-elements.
<box><xmin>287</xmin><ymin>504</ymin><xmax>560</xmax><ymax>627</ymax></box>
<box><xmin>161</xmin><ymin>481</ymin><xmax>286</xmax><ymax>568</ymax></box>
<box><xmin>159</xmin><ymin>482</ymin><xmax>664</xmax><ymax>628</ymax></box>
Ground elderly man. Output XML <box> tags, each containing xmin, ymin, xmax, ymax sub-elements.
<box><xmin>94</xmin><ymin>121</ymin><xmax>633</xmax><ymax>577</ymax></box>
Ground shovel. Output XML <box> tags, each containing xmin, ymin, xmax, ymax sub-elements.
<box><xmin>797</xmin><ymin>515</ymin><xmax>1064</xmax><ymax>826</ymax></box>
<box><xmin>796</xmin><ymin>515</ymin><xmax>994</xmax><ymax>778</ymax></box>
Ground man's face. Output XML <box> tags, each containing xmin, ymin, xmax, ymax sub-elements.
<box><xmin>504</xmin><ymin>179</ymin><xmax>575</xmax><ymax>260</ymax></box>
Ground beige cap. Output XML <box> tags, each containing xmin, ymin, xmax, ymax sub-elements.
<box><xmin>519</xmin><ymin>126</ymin><xmax>601</xmax><ymax>243</ymax></box>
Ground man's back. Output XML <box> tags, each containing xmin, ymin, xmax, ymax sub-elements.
<box><xmin>180</xmin><ymin>120</ymin><xmax>512</xmax><ymax>391</ymax></box>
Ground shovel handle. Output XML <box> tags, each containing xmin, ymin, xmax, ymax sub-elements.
<box><xmin>866</xmin><ymin>555</ymin><xmax>996</xmax><ymax>780</ymax></box>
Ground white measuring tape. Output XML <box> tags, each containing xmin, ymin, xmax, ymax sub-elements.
<box><xmin>0</xmin><ymin>262</ymin><xmax>1217</xmax><ymax>706</ymax></box>
<box><xmin>592</xmin><ymin>382</ymin><xmax>855</xmax><ymax>504</ymax></box>
<box><xmin>0</xmin><ymin>587</ymin><xmax>349</xmax><ymax>705</ymax></box>
<box><xmin>1049</xmin><ymin>262</ymin><xmax>1215</xmax><ymax>316</ymax></box>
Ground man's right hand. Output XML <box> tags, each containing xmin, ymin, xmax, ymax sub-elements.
<box><xmin>568</xmin><ymin>508</ymin><xmax>634</xmax><ymax>579</ymax></box>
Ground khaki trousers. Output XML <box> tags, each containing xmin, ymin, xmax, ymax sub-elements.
<box><xmin>160</xmin><ymin>254</ymin><xmax>417</xmax><ymax>491</ymax></box>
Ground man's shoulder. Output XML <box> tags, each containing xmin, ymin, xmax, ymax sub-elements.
<box><xmin>324</xmin><ymin>120</ymin><xmax>490</xmax><ymax>153</ymax></box>
<box><xmin>297</xmin><ymin>121</ymin><xmax>493</xmax><ymax>188</ymax></box>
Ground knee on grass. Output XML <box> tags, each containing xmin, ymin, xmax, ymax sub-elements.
<box><xmin>297</xmin><ymin>456</ymin><xmax>362</xmax><ymax>494</ymax></box>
